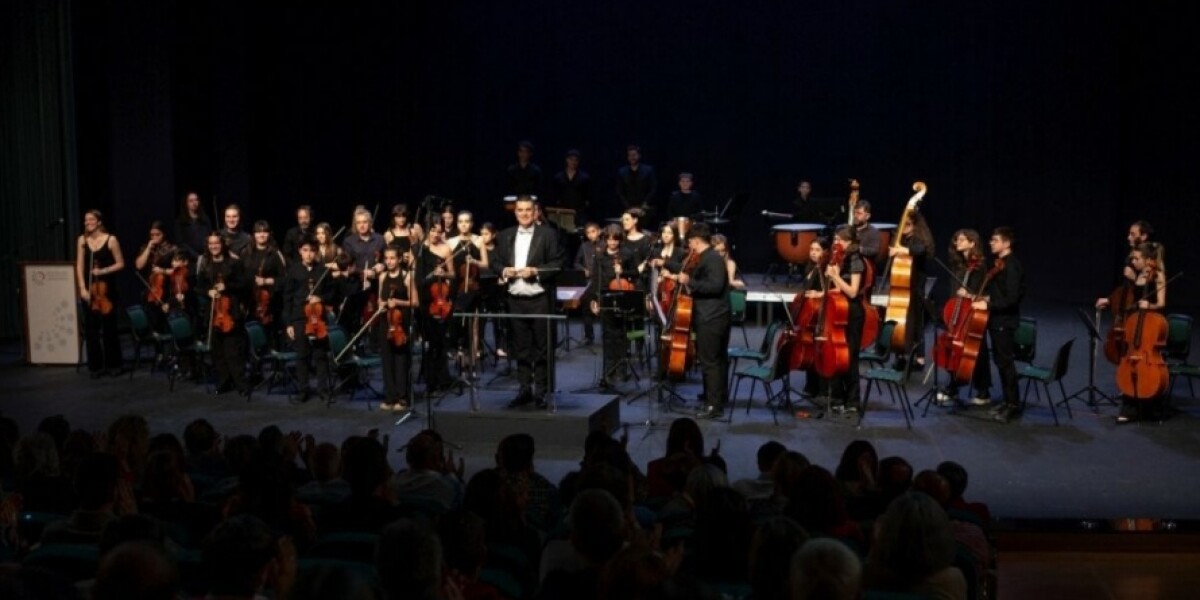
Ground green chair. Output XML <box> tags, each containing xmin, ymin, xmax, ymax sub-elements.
<box><xmin>1017</xmin><ymin>338</ymin><xmax>1075</xmax><ymax>426</ymax></box>
<box><xmin>1014</xmin><ymin>317</ymin><xmax>1037</xmax><ymax>365</ymax></box>
<box><xmin>728</xmin><ymin>320</ymin><xmax>784</xmax><ymax>379</ymax></box>
<box><xmin>245</xmin><ymin>319</ymin><xmax>299</xmax><ymax>401</ymax></box>
<box><xmin>729</xmin><ymin>324</ymin><xmax>792</xmax><ymax>424</ymax></box>
<box><xmin>730</xmin><ymin>289</ymin><xmax>750</xmax><ymax>347</ymax></box>
<box><xmin>859</xmin><ymin>320</ymin><xmax>898</xmax><ymax>397</ymax></box>
<box><xmin>125</xmin><ymin>304</ymin><xmax>174</xmax><ymax>379</ymax></box>
<box><xmin>166</xmin><ymin>310</ymin><xmax>211</xmax><ymax>392</ymax></box>
<box><xmin>1166</xmin><ymin>314</ymin><xmax>1198</xmax><ymax>399</ymax></box>
<box><xmin>328</xmin><ymin>324</ymin><xmax>383</xmax><ymax>408</ymax></box>
<box><xmin>858</xmin><ymin>345</ymin><xmax>922</xmax><ymax>429</ymax></box>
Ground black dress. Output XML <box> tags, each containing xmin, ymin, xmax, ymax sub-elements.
<box><xmin>376</xmin><ymin>270</ymin><xmax>413</xmax><ymax>405</ymax></box>
<box><xmin>82</xmin><ymin>236</ymin><xmax>123</xmax><ymax>373</ymax></box>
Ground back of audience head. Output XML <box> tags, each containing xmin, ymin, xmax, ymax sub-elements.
<box><xmin>106</xmin><ymin>414</ymin><xmax>150</xmax><ymax>474</ymax></box>
<box><xmin>405</xmin><ymin>430</ymin><xmax>444</xmax><ymax>471</ymax></box>
<box><xmin>202</xmin><ymin>514</ymin><xmax>287</xmax><ymax>598</ymax></box>
<box><xmin>437</xmin><ymin>509</ymin><xmax>488</xmax><ymax>580</ymax></box>
<box><xmin>75</xmin><ymin>452</ymin><xmax>121</xmax><ymax>510</ymax></box>
<box><xmin>877</xmin><ymin>455</ymin><xmax>913</xmax><ymax>500</ymax></box>
<box><xmin>15</xmin><ymin>432</ymin><xmax>59</xmax><ymax>479</ymax></box>
<box><xmin>790</xmin><ymin>538</ymin><xmax>862</xmax><ymax>600</ymax></box>
<box><xmin>496</xmin><ymin>432</ymin><xmax>536</xmax><ymax>474</ymax></box>
<box><xmin>341</xmin><ymin>436</ymin><xmax>389</xmax><ymax>498</ymax></box>
<box><xmin>99</xmin><ymin>514</ymin><xmax>167</xmax><ymax>555</ymax></box>
<box><xmin>868</xmin><ymin>492</ymin><xmax>957</xmax><ymax>586</ymax></box>
<box><xmin>569</xmin><ymin>489</ymin><xmax>627</xmax><ymax>565</ymax></box>
<box><xmin>694</xmin><ymin>486</ymin><xmax>752</xmax><ymax>583</ymax></box>
<box><xmin>59</xmin><ymin>430</ymin><xmax>96</xmax><ymax>480</ymax></box>
<box><xmin>92</xmin><ymin>541</ymin><xmax>179</xmax><ymax>600</ymax></box>
<box><xmin>771</xmin><ymin>451</ymin><xmax>811</xmax><ymax>497</ymax></box>
<box><xmin>377</xmin><ymin>518</ymin><xmax>444</xmax><ymax>600</ymax></box>
<box><xmin>142</xmin><ymin>449</ymin><xmax>192</xmax><ymax>503</ymax></box>
<box><xmin>576</xmin><ymin>462</ymin><xmax>634</xmax><ymax>512</ymax></box>
<box><xmin>835</xmin><ymin>440</ymin><xmax>878</xmax><ymax>484</ymax></box>
<box><xmin>0</xmin><ymin>416</ymin><xmax>17</xmax><ymax>480</ymax></box>
<box><xmin>148</xmin><ymin>432</ymin><xmax>186</xmax><ymax>462</ymax></box>
<box><xmin>183</xmin><ymin>418</ymin><xmax>218</xmax><ymax>456</ymax></box>
<box><xmin>912</xmin><ymin>470</ymin><xmax>952</xmax><ymax>507</ymax></box>
<box><xmin>310</xmin><ymin>442</ymin><xmax>341</xmax><ymax>483</ymax></box>
<box><xmin>750</xmin><ymin>517</ymin><xmax>810</xmax><ymax>600</ymax></box>
<box><xmin>36</xmin><ymin>415</ymin><xmax>70</xmax><ymax>453</ymax></box>
<box><xmin>0</xmin><ymin>563</ymin><xmax>84</xmax><ymax>600</ymax></box>
<box><xmin>289</xmin><ymin>563</ymin><xmax>381</xmax><ymax>600</ymax></box>
<box><xmin>757</xmin><ymin>440</ymin><xmax>787</xmax><ymax>475</ymax></box>
<box><xmin>936</xmin><ymin>461</ymin><xmax>969</xmax><ymax>501</ymax></box>
<box><xmin>665</xmin><ymin>417</ymin><xmax>704</xmax><ymax>457</ymax></box>
<box><xmin>598</xmin><ymin>543</ymin><xmax>674</xmax><ymax>600</ymax></box>
<box><xmin>684</xmin><ymin>462</ymin><xmax>728</xmax><ymax>509</ymax></box>
<box><xmin>223</xmin><ymin>434</ymin><xmax>259</xmax><ymax>475</ymax></box>
<box><xmin>784</xmin><ymin>466</ymin><xmax>850</xmax><ymax>535</ymax></box>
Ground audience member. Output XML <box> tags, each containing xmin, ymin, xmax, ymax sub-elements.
<box><xmin>295</xmin><ymin>441</ymin><xmax>351</xmax><ymax>507</ymax></box>
<box><xmin>782</xmin><ymin>466</ymin><xmax>863</xmax><ymax>549</ymax></box>
<box><xmin>202</xmin><ymin>514</ymin><xmax>296</xmax><ymax>600</ymax></box>
<box><xmin>91</xmin><ymin>541</ymin><xmax>180</xmax><ymax>600</ymax></box>
<box><xmin>40</xmin><ymin>452</ymin><xmax>124</xmax><ymax>545</ymax></box>
<box><xmin>834</xmin><ymin>440</ymin><xmax>878</xmax><ymax>520</ymax></box>
<box><xmin>377</xmin><ymin>518</ymin><xmax>449</xmax><ymax>600</ymax></box>
<box><xmin>733</xmin><ymin>441</ymin><xmax>786</xmax><ymax>502</ymax></box>
<box><xmin>538</xmin><ymin>489</ymin><xmax>627</xmax><ymax>600</ymax></box>
<box><xmin>646</xmin><ymin>418</ymin><xmax>705</xmax><ymax>499</ymax></box>
<box><xmin>864</xmin><ymin>492</ymin><xmax>967</xmax><ymax>600</ymax></box>
<box><xmin>790</xmin><ymin>537</ymin><xmax>862</xmax><ymax>600</ymax></box>
<box><xmin>749</xmin><ymin>517</ymin><xmax>809</xmax><ymax>600</ymax></box>
<box><xmin>496</xmin><ymin>433</ymin><xmax>559</xmax><ymax>532</ymax></box>
<box><xmin>14</xmin><ymin>433</ymin><xmax>74</xmax><ymax>515</ymax></box>
<box><xmin>289</xmin><ymin>562</ymin><xmax>382</xmax><ymax>600</ymax></box>
<box><xmin>937</xmin><ymin>461</ymin><xmax>992</xmax><ymax>524</ymax></box>
<box><xmin>438</xmin><ymin>509</ymin><xmax>506</xmax><ymax>600</ymax></box>
<box><xmin>393</xmin><ymin>430</ymin><xmax>463</xmax><ymax>513</ymax></box>
<box><xmin>321</xmin><ymin>436</ymin><xmax>402</xmax><ymax>533</ymax></box>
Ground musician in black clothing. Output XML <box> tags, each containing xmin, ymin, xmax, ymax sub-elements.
<box><xmin>887</xmin><ymin>212</ymin><xmax>935</xmax><ymax>369</ymax></box>
<box><xmin>798</xmin><ymin>238</ymin><xmax>831</xmax><ymax>400</ymax></box>
<box><xmin>853</xmin><ymin>200</ymin><xmax>883</xmax><ymax>266</ymax></box>
<box><xmin>825</xmin><ymin>225</ymin><xmax>867</xmax><ymax>413</ymax></box>
<box><xmin>133</xmin><ymin>221</ymin><xmax>178</xmax><ymax>331</ymax></box>
<box><xmin>196</xmin><ymin>233</ymin><xmax>250</xmax><ymax>395</ymax></box>
<box><xmin>574</xmin><ymin>222</ymin><xmax>603</xmax><ymax>345</ymax></box>
<box><xmin>218</xmin><ymin>204</ymin><xmax>253</xmax><ymax>259</ymax></box>
<box><xmin>507</xmin><ymin>140</ymin><xmax>543</xmax><ymax>197</ymax></box>
<box><xmin>447</xmin><ymin>211</ymin><xmax>490</xmax><ymax>356</ymax></box>
<box><xmin>341</xmin><ymin>207</ymin><xmax>386</xmax><ymax>333</ymax></box>
<box><xmin>246</xmin><ymin>221</ymin><xmax>288</xmax><ymax>341</ymax></box>
<box><xmin>674</xmin><ymin>224</ymin><xmax>731</xmax><ymax>420</ymax></box>
<box><xmin>495</xmin><ymin>197</ymin><xmax>565</xmax><ymax>409</ymax></box>
<box><xmin>971</xmin><ymin>227</ymin><xmax>1025</xmax><ymax>423</ymax></box>
<box><xmin>283</xmin><ymin>240</ymin><xmax>335</xmax><ymax>402</ymax></box>
<box><xmin>553</xmin><ymin>149</ymin><xmax>591</xmax><ymax>221</ymax></box>
<box><xmin>174</xmin><ymin>191</ymin><xmax>211</xmax><ymax>259</ymax></box>
<box><xmin>616</xmin><ymin>145</ymin><xmax>658</xmax><ymax>212</ymax></box>
<box><xmin>76</xmin><ymin>209</ymin><xmax>126</xmax><ymax>377</ymax></box>
<box><xmin>667</xmin><ymin>172</ymin><xmax>704</xmax><ymax>219</ymax></box>
<box><xmin>282</xmin><ymin>205</ymin><xmax>314</xmax><ymax>261</ymax></box>
<box><xmin>937</xmin><ymin>229</ymin><xmax>993</xmax><ymax>407</ymax></box>
<box><xmin>591</xmin><ymin>225</ymin><xmax>639</xmax><ymax>387</ymax></box>
<box><xmin>1095</xmin><ymin>220</ymin><xmax>1152</xmax><ymax>309</ymax></box>
<box><xmin>376</xmin><ymin>247</ymin><xmax>418</xmax><ymax>412</ymax></box>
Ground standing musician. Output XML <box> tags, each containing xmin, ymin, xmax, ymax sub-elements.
<box><xmin>591</xmin><ymin>225</ymin><xmax>639</xmax><ymax>387</ymax></box>
<box><xmin>1102</xmin><ymin>242</ymin><xmax>1168</xmax><ymax>424</ymax></box>
<box><xmin>507</xmin><ymin>140</ymin><xmax>544</xmax><ymax>197</ymax></box>
<box><xmin>283</xmin><ymin>240</ymin><xmax>335</xmax><ymax>403</ymax></box>
<box><xmin>823</xmin><ymin>225</ymin><xmax>867</xmax><ymax>414</ymax></box>
<box><xmin>439</xmin><ymin>204</ymin><xmax>457</xmax><ymax>239</ymax></box>
<box><xmin>852</xmin><ymin>199</ymin><xmax>883</xmax><ymax>266</ymax></box>
<box><xmin>341</xmin><ymin>207</ymin><xmax>386</xmax><ymax>332</ymax></box>
<box><xmin>673</xmin><ymin>223</ymin><xmax>731</xmax><ymax>420</ymax></box>
<box><xmin>798</xmin><ymin>238</ymin><xmax>832</xmax><ymax>400</ymax></box>
<box><xmin>886</xmin><ymin>212</ymin><xmax>935</xmax><ymax>369</ymax></box>
<box><xmin>377</xmin><ymin>247</ymin><xmax>419</xmax><ymax>412</ymax></box>
<box><xmin>245</xmin><ymin>221</ymin><xmax>287</xmax><ymax>340</ymax></box>
<box><xmin>174</xmin><ymin>191</ymin><xmax>211</xmax><ymax>259</ymax></box>
<box><xmin>649</xmin><ymin>222</ymin><xmax>687</xmax><ymax>323</ymax></box>
<box><xmin>971</xmin><ymin>227</ymin><xmax>1025</xmax><ymax>423</ymax></box>
<box><xmin>574</xmin><ymin>222</ymin><xmax>603</xmax><ymax>345</ymax></box>
<box><xmin>1095</xmin><ymin>220</ymin><xmax>1153</xmax><ymax>309</ymax></box>
<box><xmin>134</xmin><ymin>221</ymin><xmax>178</xmax><ymax>331</ymax></box>
<box><xmin>616</xmin><ymin>144</ymin><xmax>658</xmax><ymax>212</ymax></box>
<box><xmin>282</xmin><ymin>205</ymin><xmax>314</xmax><ymax>261</ymax></box>
<box><xmin>552</xmin><ymin>149</ymin><xmax>591</xmax><ymax>222</ymax></box>
<box><xmin>667</xmin><ymin>172</ymin><xmax>704</xmax><ymax>219</ymax></box>
<box><xmin>620</xmin><ymin>208</ymin><xmax>654</xmax><ymax>272</ymax></box>
<box><xmin>495</xmin><ymin>196</ymin><xmax>565</xmax><ymax>409</ymax></box>
<box><xmin>384</xmin><ymin>203</ymin><xmax>414</xmax><ymax>254</ymax></box>
<box><xmin>218</xmin><ymin>204</ymin><xmax>253</xmax><ymax>259</ymax></box>
<box><xmin>479</xmin><ymin>222</ymin><xmax>510</xmax><ymax>358</ymax></box>
<box><xmin>196</xmin><ymin>232</ymin><xmax>250</xmax><ymax>396</ymax></box>
<box><xmin>937</xmin><ymin>229</ymin><xmax>993</xmax><ymax>407</ymax></box>
<box><xmin>712</xmin><ymin>234</ymin><xmax>747</xmax><ymax>291</ymax></box>
<box><xmin>417</xmin><ymin>221</ymin><xmax>456</xmax><ymax>392</ymax></box>
<box><xmin>76</xmin><ymin>209</ymin><xmax>126</xmax><ymax>378</ymax></box>
<box><xmin>446</xmin><ymin>211</ymin><xmax>491</xmax><ymax>355</ymax></box>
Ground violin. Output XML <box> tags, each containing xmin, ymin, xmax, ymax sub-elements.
<box><xmin>883</xmin><ymin>181</ymin><xmax>928</xmax><ymax>352</ymax></box>
<box><xmin>170</xmin><ymin>264</ymin><xmax>189</xmax><ymax>305</ymax></box>
<box><xmin>255</xmin><ymin>255</ymin><xmax>273</xmax><ymax>326</ymax></box>
<box><xmin>813</xmin><ymin>246</ymin><xmax>850</xmax><ymax>378</ymax></box>
<box><xmin>457</xmin><ymin>242</ymin><xmax>480</xmax><ymax>294</ymax></box>
<box><xmin>384</xmin><ymin>274</ymin><xmax>407</xmax><ymax>346</ymax></box>
<box><xmin>88</xmin><ymin>259</ymin><xmax>114</xmax><ymax>315</ymax></box>
<box><xmin>608</xmin><ymin>253</ymin><xmax>636</xmax><ymax>291</ymax></box>
<box><xmin>361</xmin><ymin>251</ymin><xmax>380</xmax><ymax>324</ymax></box>
<box><xmin>428</xmin><ymin>252</ymin><xmax>453</xmax><ymax>320</ymax></box>
<box><xmin>146</xmin><ymin>271</ymin><xmax>167</xmax><ymax>306</ymax></box>
<box><xmin>304</xmin><ymin>277</ymin><xmax>329</xmax><ymax>340</ymax></box>
<box><xmin>1115</xmin><ymin>261</ymin><xmax>1169</xmax><ymax>400</ymax></box>
<box><xmin>211</xmin><ymin>273</ymin><xmax>235</xmax><ymax>334</ymax></box>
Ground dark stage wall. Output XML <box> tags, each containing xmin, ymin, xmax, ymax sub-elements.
<box><xmin>55</xmin><ymin>1</ymin><xmax>1200</xmax><ymax>311</ymax></box>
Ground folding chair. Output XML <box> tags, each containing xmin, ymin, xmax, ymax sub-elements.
<box><xmin>165</xmin><ymin>311</ymin><xmax>211</xmax><ymax>392</ymax></box>
<box><xmin>125</xmin><ymin>304</ymin><xmax>173</xmax><ymax>379</ymax></box>
<box><xmin>1017</xmin><ymin>338</ymin><xmax>1075</xmax><ymax>426</ymax></box>
<box><xmin>327</xmin><ymin>324</ymin><xmax>383</xmax><ymax>407</ymax></box>
<box><xmin>729</xmin><ymin>324</ymin><xmax>792</xmax><ymax>424</ymax></box>
<box><xmin>729</xmin><ymin>289</ymin><xmax>750</xmax><ymax>347</ymax></box>
<box><xmin>245</xmin><ymin>320</ymin><xmax>299</xmax><ymax>401</ymax></box>
<box><xmin>858</xmin><ymin>345</ymin><xmax>922</xmax><ymax>429</ymax></box>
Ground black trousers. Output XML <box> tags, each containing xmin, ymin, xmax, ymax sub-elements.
<box><xmin>508</xmin><ymin>292</ymin><xmax>554</xmax><ymax>395</ymax></box>
<box><xmin>380</xmin><ymin>337</ymin><xmax>411</xmax><ymax>403</ymax></box>
<box><xmin>292</xmin><ymin>326</ymin><xmax>329</xmax><ymax>392</ymax></box>
<box><xmin>695</xmin><ymin>313</ymin><xmax>731</xmax><ymax>408</ymax></box>
<box><xmin>421</xmin><ymin>314</ymin><xmax>453</xmax><ymax>390</ymax></box>
<box><xmin>988</xmin><ymin>325</ymin><xmax>1019</xmax><ymax>408</ymax></box>
<box><xmin>946</xmin><ymin>338</ymin><xmax>993</xmax><ymax>396</ymax></box>
<box><xmin>830</xmin><ymin>307</ymin><xmax>865</xmax><ymax>406</ymax></box>
<box><xmin>84</xmin><ymin>307</ymin><xmax>123</xmax><ymax>372</ymax></box>
<box><xmin>210</xmin><ymin>326</ymin><xmax>248</xmax><ymax>391</ymax></box>
<box><xmin>601</xmin><ymin>309</ymin><xmax>627</xmax><ymax>379</ymax></box>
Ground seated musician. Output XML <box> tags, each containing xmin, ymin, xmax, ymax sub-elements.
<box><xmin>937</xmin><ymin>229</ymin><xmax>993</xmax><ymax>407</ymax></box>
<box><xmin>712</xmin><ymin>234</ymin><xmax>746</xmax><ymax>291</ymax></box>
<box><xmin>134</xmin><ymin>220</ymin><xmax>178</xmax><ymax>331</ymax></box>
<box><xmin>590</xmin><ymin>225</ymin><xmax>639</xmax><ymax>388</ymax></box>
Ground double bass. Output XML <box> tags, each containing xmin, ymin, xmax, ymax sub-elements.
<box><xmin>1115</xmin><ymin>261</ymin><xmax>1169</xmax><ymax>400</ymax></box>
<box><xmin>813</xmin><ymin>246</ymin><xmax>851</xmax><ymax>378</ymax></box>
<box><xmin>883</xmin><ymin>181</ymin><xmax>928</xmax><ymax>352</ymax></box>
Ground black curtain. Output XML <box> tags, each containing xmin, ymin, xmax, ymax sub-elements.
<box><xmin>0</xmin><ymin>0</ymin><xmax>79</xmax><ymax>339</ymax></box>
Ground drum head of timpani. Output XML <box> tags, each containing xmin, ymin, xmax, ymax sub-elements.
<box><xmin>771</xmin><ymin>223</ymin><xmax>824</xmax><ymax>233</ymax></box>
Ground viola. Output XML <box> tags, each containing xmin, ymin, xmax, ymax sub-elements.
<box><xmin>147</xmin><ymin>271</ymin><xmax>167</xmax><ymax>306</ymax></box>
<box><xmin>88</xmin><ymin>259</ymin><xmax>114</xmax><ymax>315</ymax></box>
<box><xmin>813</xmin><ymin>246</ymin><xmax>850</xmax><ymax>378</ymax></box>
<box><xmin>662</xmin><ymin>250</ymin><xmax>700</xmax><ymax>380</ymax></box>
<box><xmin>883</xmin><ymin>181</ymin><xmax>928</xmax><ymax>352</ymax></box>
<box><xmin>608</xmin><ymin>254</ymin><xmax>636</xmax><ymax>291</ymax></box>
<box><xmin>1115</xmin><ymin>263</ymin><xmax>1169</xmax><ymax>400</ymax></box>
<box><xmin>1103</xmin><ymin>278</ymin><xmax>1137</xmax><ymax>364</ymax></box>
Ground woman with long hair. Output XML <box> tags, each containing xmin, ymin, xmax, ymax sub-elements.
<box><xmin>76</xmin><ymin>209</ymin><xmax>126</xmax><ymax>377</ymax></box>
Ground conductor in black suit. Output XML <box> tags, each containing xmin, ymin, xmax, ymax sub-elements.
<box><xmin>494</xmin><ymin>196</ymin><xmax>566</xmax><ymax>408</ymax></box>
<box><xmin>616</xmin><ymin>145</ymin><xmax>658</xmax><ymax>211</ymax></box>
<box><xmin>672</xmin><ymin>223</ymin><xmax>731</xmax><ymax>419</ymax></box>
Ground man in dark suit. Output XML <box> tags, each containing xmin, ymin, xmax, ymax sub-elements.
<box><xmin>673</xmin><ymin>223</ymin><xmax>731</xmax><ymax>419</ymax></box>
<box><xmin>494</xmin><ymin>196</ymin><xmax>565</xmax><ymax>408</ymax></box>
<box><xmin>616</xmin><ymin>145</ymin><xmax>657</xmax><ymax>212</ymax></box>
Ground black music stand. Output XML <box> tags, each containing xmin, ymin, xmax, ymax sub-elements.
<box><xmin>1064</xmin><ymin>307</ymin><xmax>1117</xmax><ymax>410</ymax></box>
<box><xmin>571</xmin><ymin>290</ymin><xmax>642</xmax><ymax>394</ymax></box>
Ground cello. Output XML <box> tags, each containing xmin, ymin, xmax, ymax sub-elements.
<box><xmin>608</xmin><ymin>253</ymin><xmax>636</xmax><ymax>291</ymax></box>
<box><xmin>1115</xmin><ymin>260</ymin><xmax>1170</xmax><ymax>400</ymax></box>
<box><xmin>662</xmin><ymin>250</ymin><xmax>700</xmax><ymax>380</ymax></box>
<box><xmin>882</xmin><ymin>181</ymin><xmax>928</xmax><ymax>352</ymax></box>
<box><xmin>813</xmin><ymin>245</ymin><xmax>851</xmax><ymax>378</ymax></box>
<box><xmin>1103</xmin><ymin>277</ymin><xmax>1137</xmax><ymax>364</ymax></box>
<box><xmin>936</xmin><ymin>257</ymin><xmax>1005</xmax><ymax>385</ymax></box>
<box><xmin>786</xmin><ymin>246</ymin><xmax>827</xmax><ymax>371</ymax></box>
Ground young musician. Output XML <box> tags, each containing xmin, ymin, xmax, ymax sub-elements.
<box><xmin>712</xmin><ymin>234</ymin><xmax>747</xmax><ymax>291</ymax></box>
<box><xmin>937</xmin><ymin>229</ymin><xmax>993</xmax><ymax>407</ymax></box>
<box><xmin>76</xmin><ymin>210</ymin><xmax>126</xmax><ymax>377</ymax></box>
<box><xmin>219</xmin><ymin>204</ymin><xmax>252</xmax><ymax>258</ymax></box>
<box><xmin>479</xmin><ymin>222</ymin><xmax>509</xmax><ymax>358</ymax></box>
<box><xmin>852</xmin><ymin>200</ymin><xmax>883</xmax><ymax>266</ymax></box>
<box><xmin>245</xmin><ymin>221</ymin><xmax>287</xmax><ymax>339</ymax></box>
<box><xmin>282</xmin><ymin>205</ymin><xmax>314</xmax><ymax>261</ymax></box>
<box><xmin>417</xmin><ymin>221</ymin><xmax>456</xmax><ymax>392</ymax></box>
<box><xmin>971</xmin><ymin>227</ymin><xmax>1025</xmax><ymax>423</ymax></box>
<box><xmin>507</xmin><ymin>140</ymin><xmax>544</xmax><ymax>197</ymax></box>
<box><xmin>134</xmin><ymin>221</ymin><xmax>178</xmax><ymax>330</ymax></box>
<box><xmin>447</xmin><ymin>211</ymin><xmax>490</xmax><ymax>356</ymax></box>
<box><xmin>1111</xmin><ymin>242</ymin><xmax>1168</xmax><ymax>423</ymax></box>
<box><xmin>341</xmin><ymin>207</ymin><xmax>386</xmax><ymax>332</ymax></box>
<box><xmin>384</xmin><ymin>204</ymin><xmax>413</xmax><ymax>254</ymax></box>
<box><xmin>675</xmin><ymin>224</ymin><xmax>731</xmax><ymax>419</ymax></box>
<box><xmin>592</xmin><ymin>225</ymin><xmax>639</xmax><ymax>387</ymax></box>
<box><xmin>620</xmin><ymin>208</ymin><xmax>653</xmax><ymax>272</ymax></box>
<box><xmin>667</xmin><ymin>172</ymin><xmax>704</xmax><ymax>219</ymax></box>
<box><xmin>649</xmin><ymin>223</ymin><xmax>687</xmax><ymax>325</ymax></box>
<box><xmin>283</xmin><ymin>240</ymin><xmax>334</xmax><ymax>403</ymax></box>
<box><xmin>574</xmin><ymin>222</ymin><xmax>603</xmax><ymax>345</ymax></box>
<box><xmin>377</xmin><ymin>247</ymin><xmax>419</xmax><ymax>411</ymax></box>
<box><xmin>616</xmin><ymin>145</ymin><xmax>658</xmax><ymax>211</ymax></box>
<box><xmin>174</xmin><ymin>191</ymin><xmax>211</xmax><ymax>259</ymax></box>
<box><xmin>1095</xmin><ymin>220</ymin><xmax>1153</xmax><ymax>309</ymax></box>
<box><xmin>495</xmin><ymin>196</ymin><xmax>565</xmax><ymax>409</ymax></box>
<box><xmin>552</xmin><ymin>149</ymin><xmax>591</xmax><ymax>221</ymax></box>
<box><xmin>824</xmin><ymin>225</ymin><xmax>867</xmax><ymax>413</ymax></box>
<box><xmin>196</xmin><ymin>233</ymin><xmax>250</xmax><ymax>395</ymax></box>
<box><xmin>440</xmin><ymin>204</ymin><xmax>457</xmax><ymax>238</ymax></box>
<box><xmin>798</xmin><ymin>238</ymin><xmax>831</xmax><ymax>400</ymax></box>
<box><xmin>887</xmin><ymin>212</ymin><xmax>935</xmax><ymax>368</ymax></box>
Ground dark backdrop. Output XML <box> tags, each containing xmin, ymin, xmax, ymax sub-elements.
<box><xmin>43</xmin><ymin>0</ymin><xmax>1200</xmax><ymax>333</ymax></box>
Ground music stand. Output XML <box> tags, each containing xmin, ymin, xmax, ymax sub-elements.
<box><xmin>572</xmin><ymin>289</ymin><xmax>643</xmax><ymax>393</ymax></box>
<box><xmin>544</xmin><ymin>207</ymin><xmax>577</xmax><ymax>233</ymax></box>
<box><xmin>1064</xmin><ymin>307</ymin><xmax>1117</xmax><ymax>409</ymax></box>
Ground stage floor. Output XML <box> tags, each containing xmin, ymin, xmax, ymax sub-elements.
<box><xmin>2</xmin><ymin>295</ymin><xmax>1199</xmax><ymax>522</ymax></box>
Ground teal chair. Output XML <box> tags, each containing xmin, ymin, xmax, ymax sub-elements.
<box><xmin>126</xmin><ymin>304</ymin><xmax>173</xmax><ymax>379</ymax></box>
<box><xmin>245</xmin><ymin>319</ymin><xmax>298</xmax><ymax>401</ymax></box>
<box><xmin>1165</xmin><ymin>314</ymin><xmax>1198</xmax><ymax>399</ymax></box>
<box><xmin>1017</xmin><ymin>338</ymin><xmax>1075</xmax><ymax>426</ymax></box>
<box><xmin>858</xmin><ymin>346</ymin><xmax>922</xmax><ymax>429</ymax></box>
<box><xmin>328</xmin><ymin>324</ymin><xmax>383</xmax><ymax>408</ymax></box>
<box><xmin>729</xmin><ymin>324</ymin><xmax>792</xmax><ymax>424</ymax></box>
<box><xmin>1014</xmin><ymin>317</ymin><xmax>1037</xmax><ymax>365</ymax></box>
<box><xmin>728</xmin><ymin>320</ymin><xmax>784</xmax><ymax>382</ymax></box>
<box><xmin>166</xmin><ymin>310</ymin><xmax>211</xmax><ymax>392</ymax></box>
<box><xmin>729</xmin><ymin>289</ymin><xmax>750</xmax><ymax>347</ymax></box>
<box><xmin>859</xmin><ymin>320</ymin><xmax>898</xmax><ymax>397</ymax></box>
